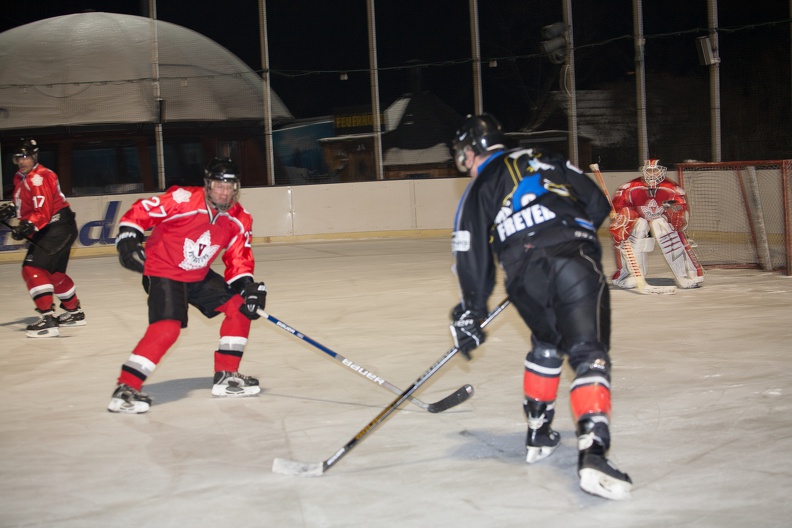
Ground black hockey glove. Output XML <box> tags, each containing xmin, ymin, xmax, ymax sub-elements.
<box><xmin>116</xmin><ymin>227</ymin><xmax>146</xmax><ymax>273</ymax></box>
<box><xmin>0</xmin><ymin>202</ymin><xmax>16</xmax><ymax>222</ymax></box>
<box><xmin>449</xmin><ymin>303</ymin><xmax>486</xmax><ymax>360</ymax></box>
<box><xmin>239</xmin><ymin>281</ymin><xmax>267</xmax><ymax>320</ymax></box>
<box><xmin>11</xmin><ymin>220</ymin><xmax>36</xmax><ymax>241</ymax></box>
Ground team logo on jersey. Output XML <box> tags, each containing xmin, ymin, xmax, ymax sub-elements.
<box><xmin>639</xmin><ymin>199</ymin><xmax>665</xmax><ymax>220</ymax></box>
<box><xmin>180</xmin><ymin>230</ymin><xmax>220</xmax><ymax>270</ymax></box>
<box><xmin>528</xmin><ymin>157</ymin><xmax>555</xmax><ymax>172</ymax></box>
<box><xmin>31</xmin><ymin>174</ymin><xmax>43</xmax><ymax>187</ymax></box>
<box><xmin>172</xmin><ymin>188</ymin><xmax>192</xmax><ymax>203</ymax></box>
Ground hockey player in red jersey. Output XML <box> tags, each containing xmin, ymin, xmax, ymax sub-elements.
<box><xmin>108</xmin><ymin>158</ymin><xmax>267</xmax><ymax>414</ymax></box>
<box><xmin>2</xmin><ymin>138</ymin><xmax>86</xmax><ymax>337</ymax></box>
<box><xmin>448</xmin><ymin>114</ymin><xmax>632</xmax><ymax>500</ymax></box>
<box><xmin>610</xmin><ymin>159</ymin><xmax>704</xmax><ymax>289</ymax></box>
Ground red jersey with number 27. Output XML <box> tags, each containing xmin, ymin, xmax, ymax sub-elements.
<box><xmin>117</xmin><ymin>186</ymin><xmax>255</xmax><ymax>285</ymax></box>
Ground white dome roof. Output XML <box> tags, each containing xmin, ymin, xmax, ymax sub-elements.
<box><xmin>0</xmin><ymin>12</ymin><xmax>292</xmax><ymax>130</ymax></box>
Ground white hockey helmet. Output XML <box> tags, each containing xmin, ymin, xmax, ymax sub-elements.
<box><xmin>641</xmin><ymin>158</ymin><xmax>667</xmax><ymax>188</ymax></box>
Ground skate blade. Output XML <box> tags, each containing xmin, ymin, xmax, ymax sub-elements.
<box><xmin>211</xmin><ymin>386</ymin><xmax>261</xmax><ymax>398</ymax></box>
<box><xmin>525</xmin><ymin>445</ymin><xmax>558</xmax><ymax>464</ymax></box>
<box><xmin>26</xmin><ymin>328</ymin><xmax>60</xmax><ymax>338</ymax></box>
<box><xmin>107</xmin><ymin>399</ymin><xmax>150</xmax><ymax>414</ymax></box>
<box><xmin>579</xmin><ymin>468</ymin><xmax>633</xmax><ymax>500</ymax></box>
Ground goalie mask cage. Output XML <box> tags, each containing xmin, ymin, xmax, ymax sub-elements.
<box><xmin>677</xmin><ymin>160</ymin><xmax>792</xmax><ymax>276</ymax></box>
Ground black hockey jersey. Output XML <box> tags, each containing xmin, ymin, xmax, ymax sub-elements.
<box><xmin>452</xmin><ymin>148</ymin><xmax>611</xmax><ymax>314</ymax></box>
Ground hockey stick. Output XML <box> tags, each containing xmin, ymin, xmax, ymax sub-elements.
<box><xmin>589</xmin><ymin>164</ymin><xmax>676</xmax><ymax>295</ymax></box>
<box><xmin>1</xmin><ymin>219</ymin><xmax>56</xmax><ymax>256</ymax></box>
<box><xmin>258</xmin><ymin>309</ymin><xmax>474</xmax><ymax>413</ymax></box>
<box><xmin>272</xmin><ymin>298</ymin><xmax>510</xmax><ymax>477</ymax></box>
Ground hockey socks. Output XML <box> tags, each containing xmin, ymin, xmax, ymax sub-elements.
<box><xmin>117</xmin><ymin>319</ymin><xmax>181</xmax><ymax>390</ymax></box>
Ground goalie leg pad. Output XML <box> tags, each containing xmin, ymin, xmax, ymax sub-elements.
<box><xmin>613</xmin><ymin>219</ymin><xmax>650</xmax><ymax>288</ymax></box>
<box><xmin>650</xmin><ymin>218</ymin><xmax>704</xmax><ymax>288</ymax></box>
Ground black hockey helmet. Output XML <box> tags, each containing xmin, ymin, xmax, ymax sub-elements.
<box><xmin>13</xmin><ymin>138</ymin><xmax>39</xmax><ymax>164</ymax></box>
<box><xmin>204</xmin><ymin>157</ymin><xmax>240</xmax><ymax>212</ymax></box>
<box><xmin>451</xmin><ymin>113</ymin><xmax>506</xmax><ymax>172</ymax></box>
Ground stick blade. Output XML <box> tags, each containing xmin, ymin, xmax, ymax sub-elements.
<box><xmin>639</xmin><ymin>284</ymin><xmax>677</xmax><ymax>295</ymax></box>
<box><xmin>426</xmin><ymin>384</ymin><xmax>475</xmax><ymax>413</ymax></box>
<box><xmin>272</xmin><ymin>457</ymin><xmax>325</xmax><ymax>477</ymax></box>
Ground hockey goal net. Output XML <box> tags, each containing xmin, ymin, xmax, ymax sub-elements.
<box><xmin>677</xmin><ymin>160</ymin><xmax>792</xmax><ymax>276</ymax></box>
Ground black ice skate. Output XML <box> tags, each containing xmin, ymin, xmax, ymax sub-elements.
<box><xmin>212</xmin><ymin>371</ymin><xmax>261</xmax><ymax>397</ymax></box>
<box><xmin>525</xmin><ymin>418</ymin><xmax>560</xmax><ymax>464</ymax></box>
<box><xmin>58</xmin><ymin>304</ymin><xmax>86</xmax><ymax>327</ymax></box>
<box><xmin>525</xmin><ymin>400</ymin><xmax>560</xmax><ymax>463</ymax></box>
<box><xmin>578</xmin><ymin>435</ymin><xmax>633</xmax><ymax>500</ymax></box>
<box><xmin>107</xmin><ymin>384</ymin><xmax>152</xmax><ymax>414</ymax></box>
<box><xmin>26</xmin><ymin>310</ymin><xmax>59</xmax><ymax>338</ymax></box>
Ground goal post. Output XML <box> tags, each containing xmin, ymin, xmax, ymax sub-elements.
<box><xmin>677</xmin><ymin>160</ymin><xmax>792</xmax><ymax>276</ymax></box>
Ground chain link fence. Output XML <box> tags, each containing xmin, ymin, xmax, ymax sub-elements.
<box><xmin>1</xmin><ymin>1</ymin><xmax>789</xmax><ymax>196</ymax></box>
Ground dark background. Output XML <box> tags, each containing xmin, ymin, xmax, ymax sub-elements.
<box><xmin>1</xmin><ymin>1</ymin><xmax>790</xmax><ymax>167</ymax></box>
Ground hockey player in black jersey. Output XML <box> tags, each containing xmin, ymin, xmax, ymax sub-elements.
<box><xmin>448</xmin><ymin>113</ymin><xmax>632</xmax><ymax>500</ymax></box>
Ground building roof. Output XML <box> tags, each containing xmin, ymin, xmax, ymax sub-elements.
<box><xmin>0</xmin><ymin>12</ymin><xmax>292</xmax><ymax>130</ymax></box>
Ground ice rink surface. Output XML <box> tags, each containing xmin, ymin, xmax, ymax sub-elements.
<box><xmin>1</xmin><ymin>236</ymin><xmax>791</xmax><ymax>527</ymax></box>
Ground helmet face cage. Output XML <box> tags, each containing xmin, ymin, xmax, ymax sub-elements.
<box><xmin>13</xmin><ymin>138</ymin><xmax>39</xmax><ymax>165</ymax></box>
<box><xmin>204</xmin><ymin>158</ymin><xmax>240</xmax><ymax>212</ymax></box>
<box><xmin>641</xmin><ymin>159</ymin><xmax>667</xmax><ymax>187</ymax></box>
<box><xmin>452</xmin><ymin>114</ymin><xmax>506</xmax><ymax>172</ymax></box>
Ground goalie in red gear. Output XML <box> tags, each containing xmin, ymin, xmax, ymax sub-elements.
<box><xmin>610</xmin><ymin>159</ymin><xmax>704</xmax><ymax>289</ymax></box>
<box><xmin>5</xmin><ymin>138</ymin><xmax>86</xmax><ymax>338</ymax></box>
<box><xmin>107</xmin><ymin>158</ymin><xmax>267</xmax><ymax>414</ymax></box>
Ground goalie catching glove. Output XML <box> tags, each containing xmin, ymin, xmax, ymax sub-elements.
<box><xmin>116</xmin><ymin>227</ymin><xmax>146</xmax><ymax>273</ymax></box>
<box><xmin>449</xmin><ymin>303</ymin><xmax>486</xmax><ymax>360</ymax></box>
<box><xmin>238</xmin><ymin>281</ymin><xmax>267</xmax><ymax>320</ymax></box>
<box><xmin>11</xmin><ymin>220</ymin><xmax>36</xmax><ymax>240</ymax></box>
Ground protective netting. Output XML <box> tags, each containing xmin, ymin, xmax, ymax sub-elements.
<box><xmin>0</xmin><ymin>3</ymin><xmax>789</xmax><ymax>196</ymax></box>
<box><xmin>678</xmin><ymin>161</ymin><xmax>792</xmax><ymax>275</ymax></box>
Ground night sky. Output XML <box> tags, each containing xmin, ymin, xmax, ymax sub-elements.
<box><xmin>1</xmin><ymin>0</ymin><xmax>789</xmax><ymax>128</ymax></box>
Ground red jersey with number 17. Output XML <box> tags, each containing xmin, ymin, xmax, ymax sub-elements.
<box><xmin>13</xmin><ymin>164</ymin><xmax>71</xmax><ymax>230</ymax></box>
<box><xmin>117</xmin><ymin>186</ymin><xmax>255</xmax><ymax>285</ymax></box>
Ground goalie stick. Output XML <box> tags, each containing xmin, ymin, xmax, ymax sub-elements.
<box><xmin>589</xmin><ymin>164</ymin><xmax>676</xmax><ymax>295</ymax></box>
<box><xmin>258</xmin><ymin>309</ymin><xmax>474</xmax><ymax>413</ymax></box>
<box><xmin>271</xmin><ymin>298</ymin><xmax>510</xmax><ymax>477</ymax></box>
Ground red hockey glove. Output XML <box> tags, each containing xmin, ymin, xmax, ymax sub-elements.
<box><xmin>609</xmin><ymin>207</ymin><xmax>639</xmax><ymax>244</ymax></box>
<box><xmin>663</xmin><ymin>201</ymin><xmax>688</xmax><ymax>231</ymax></box>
